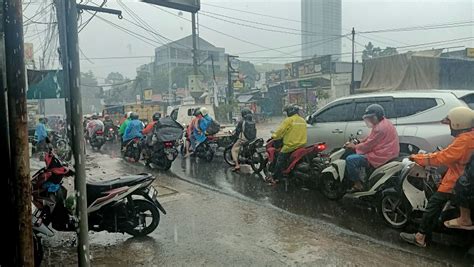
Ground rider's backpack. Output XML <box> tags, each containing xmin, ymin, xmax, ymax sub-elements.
<box><xmin>465</xmin><ymin>154</ymin><xmax>474</xmax><ymax>181</ymax></box>
<box><xmin>206</xmin><ymin>119</ymin><xmax>221</xmax><ymax>135</ymax></box>
<box><xmin>243</xmin><ymin>121</ymin><xmax>257</xmax><ymax>140</ymax></box>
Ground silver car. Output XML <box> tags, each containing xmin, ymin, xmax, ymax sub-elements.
<box><xmin>307</xmin><ymin>90</ymin><xmax>474</xmax><ymax>154</ymax></box>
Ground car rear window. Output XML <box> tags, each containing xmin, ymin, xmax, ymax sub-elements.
<box><xmin>460</xmin><ymin>94</ymin><xmax>474</xmax><ymax>109</ymax></box>
<box><xmin>352</xmin><ymin>101</ymin><xmax>394</xmax><ymax>121</ymax></box>
<box><xmin>394</xmin><ymin>98</ymin><xmax>437</xmax><ymax>117</ymax></box>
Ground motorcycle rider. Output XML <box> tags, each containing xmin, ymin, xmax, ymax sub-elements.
<box><xmin>400</xmin><ymin>107</ymin><xmax>474</xmax><ymax>247</ymax></box>
<box><xmin>119</xmin><ymin>111</ymin><xmax>132</xmax><ymax>149</ymax></box>
<box><xmin>86</xmin><ymin>114</ymin><xmax>105</xmax><ymax>140</ymax></box>
<box><xmin>185</xmin><ymin>108</ymin><xmax>203</xmax><ymax>157</ymax></box>
<box><xmin>193</xmin><ymin>107</ymin><xmax>212</xmax><ymax>148</ymax></box>
<box><xmin>34</xmin><ymin>117</ymin><xmax>48</xmax><ymax>151</ymax></box>
<box><xmin>103</xmin><ymin>114</ymin><xmax>115</xmax><ymax>136</ymax></box>
<box><xmin>122</xmin><ymin>112</ymin><xmax>144</xmax><ymax>145</ymax></box>
<box><xmin>143</xmin><ymin>112</ymin><xmax>161</xmax><ymax>144</ymax></box>
<box><xmin>231</xmin><ymin>108</ymin><xmax>256</xmax><ymax>172</ymax></box>
<box><xmin>344</xmin><ymin>104</ymin><xmax>399</xmax><ymax>192</ymax></box>
<box><xmin>265</xmin><ymin>104</ymin><xmax>307</xmax><ymax>184</ymax></box>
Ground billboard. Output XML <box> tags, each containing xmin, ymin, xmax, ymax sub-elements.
<box><xmin>143</xmin><ymin>89</ymin><xmax>153</xmax><ymax>100</ymax></box>
<box><xmin>141</xmin><ymin>0</ymin><xmax>200</xmax><ymax>13</ymax></box>
<box><xmin>291</xmin><ymin>55</ymin><xmax>331</xmax><ymax>78</ymax></box>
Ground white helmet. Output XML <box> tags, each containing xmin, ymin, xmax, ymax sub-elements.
<box><xmin>200</xmin><ymin>107</ymin><xmax>209</xmax><ymax>116</ymax></box>
<box><xmin>442</xmin><ymin>107</ymin><xmax>474</xmax><ymax>130</ymax></box>
<box><xmin>126</xmin><ymin>111</ymin><xmax>133</xmax><ymax>118</ymax></box>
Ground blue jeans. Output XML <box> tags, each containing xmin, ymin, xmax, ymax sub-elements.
<box><xmin>345</xmin><ymin>154</ymin><xmax>368</xmax><ymax>182</ymax></box>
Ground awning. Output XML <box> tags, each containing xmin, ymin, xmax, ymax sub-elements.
<box><xmin>27</xmin><ymin>70</ymin><xmax>64</xmax><ymax>99</ymax></box>
<box><xmin>237</xmin><ymin>95</ymin><xmax>254</xmax><ymax>103</ymax></box>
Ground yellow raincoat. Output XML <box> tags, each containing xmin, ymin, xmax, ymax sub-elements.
<box><xmin>272</xmin><ymin>115</ymin><xmax>307</xmax><ymax>153</ymax></box>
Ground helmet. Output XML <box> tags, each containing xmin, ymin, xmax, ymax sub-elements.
<box><xmin>241</xmin><ymin>108</ymin><xmax>252</xmax><ymax>118</ymax></box>
<box><xmin>363</xmin><ymin>104</ymin><xmax>385</xmax><ymax>120</ymax></box>
<box><xmin>152</xmin><ymin>112</ymin><xmax>162</xmax><ymax>121</ymax></box>
<box><xmin>443</xmin><ymin>107</ymin><xmax>474</xmax><ymax>130</ymax></box>
<box><xmin>91</xmin><ymin>114</ymin><xmax>98</xmax><ymax>120</ymax></box>
<box><xmin>193</xmin><ymin>108</ymin><xmax>202</xmax><ymax>116</ymax></box>
<box><xmin>130</xmin><ymin>112</ymin><xmax>139</xmax><ymax>120</ymax></box>
<box><xmin>104</xmin><ymin>115</ymin><xmax>110</xmax><ymax>120</ymax></box>
<box><xmin>126</xmin><ymin>111</ymin><xmax>132</xmax><ymax>118</ymax></box>
<box><xmin>284</xmin><ymin>104</ymin><xmax>301</xmax><ymax>117</ymax></box>
<box><xmin>200</xmin><ymin>107</ymin><xmax>209</xmax><ymax>116</ymax></box>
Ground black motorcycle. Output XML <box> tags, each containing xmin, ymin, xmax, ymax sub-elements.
<box><xmin>194</xmin><ymin>136</ymin><xmax>219</xmax><ymax>162</ymax></box>
<box><xmin>142</xmin><ymin>117</ymin><xmax>183</xmax><ymax>170</ymax></box>
<box><xmin>224</xmin><ymin>138</ymin><xmax>266</xmax><ymax>172</ymax></box>
<box><xmin>123</xmin><ymin>137</ymin><xmax>143</xmax><ymax>162</ymax></box>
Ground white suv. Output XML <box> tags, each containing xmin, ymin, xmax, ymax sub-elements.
<box><xmin>307</xmin><ymin>90</ymin><xmax>474</xmax><ymax>153</ymax></box>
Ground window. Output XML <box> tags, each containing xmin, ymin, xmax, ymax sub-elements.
<box><xmin>394</xmin><ymin>98</ymin><xmax>437</xmax><ymax>118</ymax></box>
<box><xmin>461</xmin><ymin>94</ymin><xmax>474</xmax><ymax>109</ymax></box>
<box><xmin>314</xmin><ymin>103</ymin><xmax>352</xmax><ymax>123</ymax></box>
<box><xmin>350</xmin><ymin>98</ymin><xmax>394</xmax><ymax>121</ymax></box>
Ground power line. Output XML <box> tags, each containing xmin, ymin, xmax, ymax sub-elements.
<box><xmin>154</xmin><ymin>6</ymin><xmax>299</xmax><ymax>57</ymax></box>
<box><xmin>199</xmin><ymin>11</ymin><xmax>343</xmax><ymax>37</ymax></box>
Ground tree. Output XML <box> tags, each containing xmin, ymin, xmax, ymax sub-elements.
<box><xmin>105</xmin><ymin>72</ymin><xmax>125</xmax><ymax>85</ymax></box>
<box><xmin>362</xmin><ymin>42</ymin><xmax>398</xmax><ymax>60</ymax></box>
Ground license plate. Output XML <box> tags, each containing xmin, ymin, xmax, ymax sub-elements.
<box><xmin>256</xmin><ymin>147</ymin><xmax>266</xmax><ymax>153</ymax></box>
<box><xmin>148</xmin><ymin>186</ymin><xmax>158</xmax><ymax>200</ymax></box>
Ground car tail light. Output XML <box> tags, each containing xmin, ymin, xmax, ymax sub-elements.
<box><xmin>316</xmin><ymin>143</ymin><xmax>326</xmax><ymax>151</ymax></box>
<box><xmin>164</xmin><ymin>141</ymin><xmax>174</xmax><ymax>148</ymax></box>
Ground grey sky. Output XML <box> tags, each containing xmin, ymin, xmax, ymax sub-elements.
<box><xmin>24</xmin><ymin>0</ymin><xmax>473</xmax><ymax>79</ymax></box>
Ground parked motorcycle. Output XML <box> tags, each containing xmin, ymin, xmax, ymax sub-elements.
<box><xmin>142</xmin><ymin>117</ymin><xmax>183</xmax><ymax>170</ymax></box>
<box><xmin>320</xmin><ymin>135</ymin><xmax>403</xmax><ymax>201</ymax></box>
<box><xmin>31</xmin><ymin>146</ymin><xmax>166</xmax><ymax>241</ymax></box>
<box><xmin>261</xmin><ymin>138</ymin><xmax>327</xmax><ymax>188</ymax></box>
<box><xmin>224</xmin><ymin>138</ymin><xmax>266</xmax><ymax>173</ymax></box>
<box><xmin>90</xmin><ymin>130</ymin><xmax>105</xmax><ymax>150</ymax></box>
<box><xmin>123</xmin><ymin>137</ymin><xmax>142</xmax><ymax>162</ymax></box>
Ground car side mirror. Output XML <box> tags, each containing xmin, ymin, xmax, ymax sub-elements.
<box><xmin>306</xmin><ymin>115</ymin><xmax>312</xmax><ymax>124</ymax></box>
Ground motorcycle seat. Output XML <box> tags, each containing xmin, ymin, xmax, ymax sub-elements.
<box><xmin>86</xmin><ymin>173</ymin><xmax>154</xmax><ymax>204</ymax></box>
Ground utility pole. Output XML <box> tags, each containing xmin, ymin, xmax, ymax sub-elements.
<box><xmin>191</xmin><ymin>12</ymin><xmax>199</xmax><ymax>76</ymax></box>
<box><xmin>350</xmin><ymin>27</ymin><xmax>355</xmax><ymax>95</ymax></box>
<box><xmin>56</xmin><ymin>0</ymin><xmax>90</xmax><ymax>265</ymax></box>
<box><xmin>210</xmin><ymin>55</ymin><xmax>218</xmax><ymax>106</ymax></box>
<box><xmin>3</xmin><ymin>0</ymin><xmax>34</xmax><ymax>265</ymax></box>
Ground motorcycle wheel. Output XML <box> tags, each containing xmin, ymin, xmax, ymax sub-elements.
<box><xmin>124</xmin><ymin>199</ymin><xmax>160</xmax><ymax>237</ymax></box>
<box><xmin>320</xmin><ymin>173</ymin><xmax>345</xmax><ymax>200</ymax></box>
<box><xmin>223</xmin><ymin>146</ymin><xmax>236</xmax><ymax>166</ymax></box>
<box><xmin>250</xmin><ymin>152</ymin><xmax>265</xmax><ymax>173</ymax></box>
<box><xmin>379</xmin><ymin>192</ymin><xmax>409</xmax><ymax>229</ymax></box>
<box><xmin>33</xmin><ymin>234</ymin><xmax>43</xmax><ymax>267</ymax></box>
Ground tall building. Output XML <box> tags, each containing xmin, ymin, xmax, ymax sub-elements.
<box><xmin>301</xmin><ymin>0</ymin><xmax>342</xmax><ymax>60</ymax></box>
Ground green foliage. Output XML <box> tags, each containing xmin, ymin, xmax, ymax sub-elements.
<box><xmin>362</xmin><ymin>42</ymin><xmax>398</xmax><ymax>60</ymax></box>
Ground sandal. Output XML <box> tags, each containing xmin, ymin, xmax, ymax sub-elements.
<box><xmin>399</xmin><ymin>232</ymin><xmax>426</xmax><ymax>248</ymax></box>
<box><xmin>444</xmin><ymin>218</ymin><xmax>474</xmax><ymax>230</ymax></box>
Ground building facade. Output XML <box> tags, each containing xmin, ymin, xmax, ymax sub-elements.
<box><xmin>301</xmin><ymin>0</ymin><xmax>342</xmax><ymax>60</ymax></box>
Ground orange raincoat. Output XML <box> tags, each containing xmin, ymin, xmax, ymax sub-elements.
<box><xmin>411</xmin><ymin>131</ymin><xmax>474</xmax><ymax>193</ymax></box>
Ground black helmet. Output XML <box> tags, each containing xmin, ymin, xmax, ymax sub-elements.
<box><xmin>241</xmin><ymin>108</ymin><xmax>252</xmax><ymax>118</ymax></box>
<box><xmin>193</xmin><ymin>108</ymin><xmax>202</xmax><ymax>116</ymax></box>
<box><xmin>363</xmin><ymin>104</ymin><xmax>385</xmax><ymax>120</ymax></box>
<box><xmin>130</xmin><ymin>112</ymin><xmax>139</xmax><ymax>120</ymax></box>
<box><xmin>91</xmin><ymin>114</ymin><xmax>98</xmax><ymax>120</ymax></box>
<box><xmin>152</xmin><ymin>112</ymin><xmax>162</xmax><ymax>121</ymax></box>
<box><xmin>284</xmin><ymin>104</ymin><xmax>301</xmax><ymax>117</ymax></box>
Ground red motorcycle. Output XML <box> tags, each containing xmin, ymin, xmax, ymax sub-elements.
<box><xmin>260</xmin><ymin>139</ymin><xmax>328</xmax><ymax>188</ymax></box>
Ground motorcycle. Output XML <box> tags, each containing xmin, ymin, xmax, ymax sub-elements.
<box><xmin>31</xmin><ymin>145</ymin><xmax>165</xmax><ymax>241</ymax></box>
<box><xmin>123</xmin><ymin>137</ymin><xmax>143</xmax><ymax>162</ymax></box>
<box><xmin>105</xmin><ymin>126</ymin><xmax>117</xmax><ymax>143</ymax></box>
<box><xmin>224</xmin><ymin>138</ymin><xmax>266</xmax><ymax>173</ymax></box>
<box><xmin>143</xmin><ymin>117</ymin><xmax>184</xmax><ymax>170</ymax></box>
<box><xmin>320</xmin><ymin>135</ymin><xmax>403</xmax><ymax>201</ymax></box>
<box><xmin>262</xmin><ymin>138</ymin><xmax>328</xmax><ymax>188</ymax></box>
<box><xmin>90</xmin><ymin>130</ymin><xmax>105</xmax><ymax>150</ymax></box>
<box><xmin>194</xmin><ymin>135</ymin><xmax>219</xmax><ymax>162</ymax></box>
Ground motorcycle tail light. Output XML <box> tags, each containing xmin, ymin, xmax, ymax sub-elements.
<box><xmin>164</xmin><ymin>141</ymin><xmax>174</xmax><ymax>148</ymax></box>
<box><xmin>96</xmin><ymin>130</ymin><xmax>104</xmax><ymax>135</ymax></box>
<box><xmin>317</xmin><ymin>143</ymin><xmax>326</xmax><ymax>151</ymax></box>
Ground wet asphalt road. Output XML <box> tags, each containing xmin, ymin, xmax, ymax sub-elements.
<box><xmin>91</xmin><ymin>140</ymin><xmax>473</xmax><ymax>266</ymax></box>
